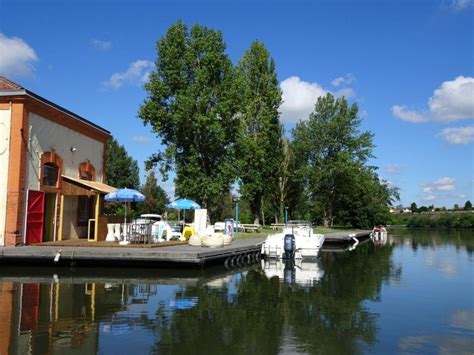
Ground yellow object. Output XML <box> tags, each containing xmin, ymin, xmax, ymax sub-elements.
<box><xmin>182</xmin><ymin>225</ymin><xmax>195</xmax><ymax>241</ymax></box>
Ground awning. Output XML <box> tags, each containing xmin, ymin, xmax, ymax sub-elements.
<box><xmin>61</xmin><ymin>175</ymin><xmax>117</xmax><ymax>196</ymax></box>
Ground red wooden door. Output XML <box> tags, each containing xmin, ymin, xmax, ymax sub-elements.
<box><xmin>26</xmin><ymin>190</ymin><xmax>44</xmax><ymax>244</ymax></box>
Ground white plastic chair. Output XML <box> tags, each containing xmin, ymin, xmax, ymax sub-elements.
<box><xmin>106</xmin><ymin>224</ymin><xmax>115</xmax><ymax>242</ymax></box>
<box><xmin>113</xmin><ymin>223</ymin><xmax>121</xmax><ymax>241</ymax></box>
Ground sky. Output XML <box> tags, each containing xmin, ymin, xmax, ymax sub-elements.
<box><xmin>0</xmin><ymin>0</ymin><xmax>473</xmax><ymax>207</ymax></box>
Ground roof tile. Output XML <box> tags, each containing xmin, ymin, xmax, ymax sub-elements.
<box><xmin>0</xmin><ymin>76</ymin><xmax>24</xmax><ymax>91</ymax></box>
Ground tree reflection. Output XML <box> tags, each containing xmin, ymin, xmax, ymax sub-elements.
<box><xmin>146</xmin><ymin>243</ymin><xmax>400</xmax><ymax>354</ymax></box>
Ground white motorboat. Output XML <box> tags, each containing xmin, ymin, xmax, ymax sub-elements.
<box><xmin>261</xmin><ymin>221</ymin><xmax>325</xmax><ymax>259</ymax></box>
<box><xmin>370</xmin><ymin>225</ymin><xmax>388</xmax><ymax>246</ymax></box>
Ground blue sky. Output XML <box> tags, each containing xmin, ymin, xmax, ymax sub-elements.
<box><xmin>1</xmin><ymin>0</ymin><xmax>473</xmax><ymax>207</ymax></box>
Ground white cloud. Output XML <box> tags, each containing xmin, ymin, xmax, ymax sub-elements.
<box><xmin>422</xmin><ymin>194</ymin><xmax>436</xmax><ymax>202</ymax></box>
<box><xmin>91</xmin><ymin>39</ymin><xmax>112</xmax><ymax>51</ymax></box>
<box><xmin>438</xmin><ymin>126</ymin><xmax>474</xmax><ymax>144</ymax></box>
<box><xmin>103</xmin><ymin>60</ymin><xmax>154</xmax><ymax>90</ymax></box>
<box><xmin>332</xmin><ymin>73</ymin><xmax>355</xmax><ymax>87</ymax></box>
<box><xmin>434</xmin><ymin>177</ymin><xmax>456</xmax><ymax>191</ymax></box>
<box><xmin>421</xmin><ymin>177</ymin><xmax>457</xmax><ymax>202</ymax></box>
<box><xmin>335</xmin><ymin>87</ymin><xmax>356</xmax><ymax>99</ymax></box>
<box><xmin>0</xmin><ymin>33</ymin><xmax>38</xmax><ymax>77</ymax></box>
<box><xmin>429</xmin><ymin>76</ymin><xmax>474</xmax><ymax>122</ymax></box>
<box><xmin>392</xmin><ymin>76</ymin><xmax>474</xmax><ymax>123</ymax></box>
<box><xmin>279</xmin><ymin>76</ymin><xmax>328</xmax><ymax>123</ymax></box>
<box><xmin>451</xmin><ymin>0</ymin><xmax>473</xmax><ymax>10</ymax></box>
<box><xmin>384</xmin><ymin>164</ymin><xmax>402</xmax><ymax>174</ymax></box>
<box><xmin>131</xmin><ymin>135</ymin><xmax>152</xmax><ymax>144</ymax></box>
<box><xmin>391</xmin><ymin>105</ymin><xmax>428</xmax><ymax>123</ymax></box>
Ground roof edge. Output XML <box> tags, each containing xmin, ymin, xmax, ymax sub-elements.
<box><xmin>0</xmin><ymin>79</ymin><xmax>111</xmax><ymax>136</ymax></box>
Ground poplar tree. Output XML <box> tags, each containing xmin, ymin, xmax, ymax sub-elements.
<box><xmin>235</xmin><ymin>40</ymin><xmax>283</xmax><ymax>224</ymax></box>
<box><xmin>139</xmin><ymin>21</ymin><xmax>239</xmax><ymax>219</ymax></box>
<box><xmin>292</xmin><ymin>94</ymin><xmax>377</xmax><ymax>227</ymax></box>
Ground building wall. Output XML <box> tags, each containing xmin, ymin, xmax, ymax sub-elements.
<box><xmin>27</xmin><ymin>112</ymin><xmax>105</xmax><ymax>191</ymax></box>
<box><xmin>0</xmin><ymin>107</ymin><xmax>12</xmax><ymax>247</ymax></box>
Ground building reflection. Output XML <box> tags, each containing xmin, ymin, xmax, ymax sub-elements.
<box><xmin>0</xmin><ymin>280</ymin><xmax>129</xmax><ymax>354</ymax></box>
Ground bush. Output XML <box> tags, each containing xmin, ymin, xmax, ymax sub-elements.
<box><xmin>404</xmin><ymin>212</ymin><xmax>474</xmax><ymax>229</ymax></box>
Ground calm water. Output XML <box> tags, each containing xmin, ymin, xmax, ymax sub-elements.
<box><xmin>0</xmin><ymin>229</ymin><xmax>472</xmax><ymax>354</ymax></box>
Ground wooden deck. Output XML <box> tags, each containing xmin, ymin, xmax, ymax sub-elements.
<box><xmin>0</xmin><ymin>237</ymin><xmax>265</xmax><ymax>267</ymax></box>
<box><xmin>323</xmin><ymin>230</ymin><xmax>371</xmax><ymax>243</ymax></box>
<box><xmin>0</xmin><ymin>230</ymin><xmax>370</xmax><ymax>269</ymax></box>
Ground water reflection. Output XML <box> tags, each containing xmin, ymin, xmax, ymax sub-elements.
<box><xmin>261</xmin><ymin>259</ymin><xmax>324</xmax><ymax>286</ymax></box>
<box><xmin>0</xmin><ymin>230</ymin><xmax>472</xmax><ymax>354</ymax></box>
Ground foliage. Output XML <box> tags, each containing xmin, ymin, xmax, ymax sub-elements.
<box><xmin>291</xmin><ymin>94</ymin><xmax>398</xmax><ymax>227</ymax></box>
<box><xmin>104</xmin><ymin>137</ymin><xmax>140</xmax><ymax>216</ymax></box>
<box><xmin>234</xmin><ymin>40</ymin><xmax>283</xmax><ymax>224</ymax></box>
<box><xmin>405</xmin><ymin>212</ymin><xmax>474</xmax><ymax>229</ymax></box>
<box><xmin>410</xmin><ymin>202</ymin><xmax>418</xmax><ymax>213</ymax></box>
<box><xmin>139</xmin><ymin>21</ymin><xmax>239</xmax><ymax>220</ymax></box>
<box><xmin>105</xmin><ymin>137</ymin><xmax>140</xmax><ymax>189</ymax></box>
<box><xmin>335</xmin><ymin>171</ymin><xmax>398</xmax><ymax>228</ymax></box>
<box><xmin>465</xmin><ymin>200</ymin><xmax>472</xmax><ymax>210</ymax></box>
<box><xmin>136</xmin><ymin>170</ymin><xmax>169</xmax><ymax>215</ymax></box>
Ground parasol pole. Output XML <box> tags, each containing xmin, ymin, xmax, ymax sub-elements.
<box><xmin>124</xmin><ymin>201</ymin><xmax>127</xmax><ymax>238</ymax></box>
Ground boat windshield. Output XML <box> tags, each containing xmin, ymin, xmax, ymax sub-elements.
<box><xmin>286</xmin><ymin>220</ymin><xmax>312</xmax><ymax>227</ymax></box>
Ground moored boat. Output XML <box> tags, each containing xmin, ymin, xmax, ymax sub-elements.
<box><xmin>370</xmin><ymin>225</ymin><xmax>388</xmax><ymax>245</ymax></box>
<box><xmin>261</xmin><ymin>221</ymin><xmax>325</xmax><ymax>259</ymax></box>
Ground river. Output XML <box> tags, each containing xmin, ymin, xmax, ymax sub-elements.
<box><xmin>0</xmin><ymin>229</ymin><xmax>472</xmax><ymax>354</ymax></box>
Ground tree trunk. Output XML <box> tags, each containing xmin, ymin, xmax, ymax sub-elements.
<box><xmin>323</xmin><ymin>209</ymin><xmax>333</xmax><ymax>227</ymax></box>
<box><xmin>252</xmin><ymin>193</ymin><xmax>262</xmax><ymax>225</ymax></box>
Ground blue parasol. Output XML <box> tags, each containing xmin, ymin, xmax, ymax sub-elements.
<box><xmin>166</xmin><ymin>199</ymin><xmax>201</xmax><ymax>210</ymax></box>
<box><xmin>104</xmin><ymin>188</ymin><xmax>145</xmax><ymax>229</ymax></box>
<box><xmin>166</xmin><ymin>198</ymin><xmax>201</xmax><ymax>221</ymax></box>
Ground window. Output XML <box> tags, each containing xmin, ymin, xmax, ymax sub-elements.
<box><xmin>40</xmin><ymin>151</ymin><xmax>63</xmax><ymax>191</ymax></box>
<box><xmin>80</xmin><ymin>171</ymin><xmax>92</xmax><ymax>180</ymax></box>
<box><xmin>43</xmin><ymin>163</ymin><xmax>59</xmax><ymax>187</ymax></box>
<box><xmin>79</xmin><ymin>161</ymin><xmax>96</xmax><ymax>181</ymax></box>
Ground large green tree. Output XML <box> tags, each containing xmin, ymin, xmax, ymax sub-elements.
<box><xmin>106</xmin><ymin>137</ymin><xmax>140</xmax><ymax>189</ymax></box>
<box><xmin>139</xmin><ymin>21</ymin><xmax>238</xmax><ymax>219</ymax></box>
<box><xmin>137</xmin><ymin>170</ymin><xmax>169</xmax><ymax>215</ymax></box>
<box><xmin>235</xmin><ymin>40</ymin><xmax>283</xmax><ymax>224</ymax></box>
<box><xmin>292</xmin><ymin>94</ymin><xmax>396</xmax><ymax>227</ymax></box>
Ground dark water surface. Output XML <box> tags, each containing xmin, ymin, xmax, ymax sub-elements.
<box><xmin>0</xmin><ymin>229</ymin><xmax>472</xmax><ymax>354</ymax></box>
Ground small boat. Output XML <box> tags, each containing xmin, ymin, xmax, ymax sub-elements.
<box><xmin>370</xmin><ymin>225</ymin><xmax>388</xmax><ymax>246</ymax></box>
<box><xmin>261</xmin><ymin>221</ymin><xmax>325</xmax><ymax>260</ymax></box>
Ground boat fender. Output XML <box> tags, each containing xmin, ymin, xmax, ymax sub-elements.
<box><xmin>245</xmin><ymin>253</ymin><xmax>251</xmax><ymax>264</ymax></box>
<box><xmin>54</xmin><ymin>249</ymin><xmax>62</xmax><ymax>263</ymax></box>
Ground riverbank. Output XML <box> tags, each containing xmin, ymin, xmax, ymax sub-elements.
<box><xmin>390</xmin><ymin>211</ymin><xmax>474</xmax><ymax>229</ymax></box>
